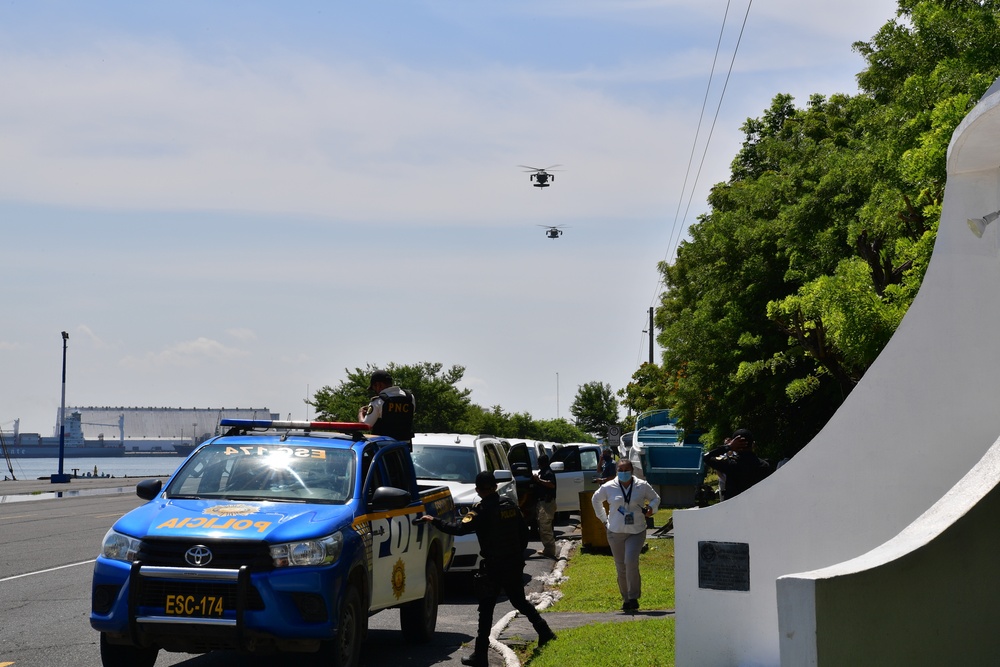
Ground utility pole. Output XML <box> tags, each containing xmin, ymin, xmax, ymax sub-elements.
<box><xmin>648</xmin><ymin>307</ymin><xmax>655</xmax><ymax>365</ymax></box>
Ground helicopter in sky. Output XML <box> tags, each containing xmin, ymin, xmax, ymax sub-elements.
<box><xmin>519</xmin><ymin>164</ymin><xmax>562</xmax><ymax>188</ymax></box>
<box><xmin>539</xmin><ymin>225</ymin><xmax>566</xmax><ymax>239</ymax></box>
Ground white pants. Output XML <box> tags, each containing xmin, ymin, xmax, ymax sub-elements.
<box><xmin>606</xmin><ymin>529</ymin><xmax>646</xmax><ymax>602</ymax></box>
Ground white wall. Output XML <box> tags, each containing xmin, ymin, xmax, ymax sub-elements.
<box><xmin>674</xmin><ymin>80</ymin><xmax>1000</xmax><ymax>666</ymax></box>
<box><xmin>776</xmin><ymin>437</ymin><xmax>1000</xmax><ymax>665</ymax></box>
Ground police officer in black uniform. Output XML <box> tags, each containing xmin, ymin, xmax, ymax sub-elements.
<box><xmin>703</xmin><ymin>428</ymin><xmax>772</xmax><ymax>500</ymax></box>
<box><xmin>533</xmin><ymin>454</ymin><xmax>558</xmax><ymax>558</ymax></box>
<box><xmin>419</xmin><ymin>471</ymin><xmax>555</xmax><ymax>666</ymax></box>
<box><xmin>358</xmin><ymin>369</ymin><xmax>415</xmax><ymax>442</ymax></box>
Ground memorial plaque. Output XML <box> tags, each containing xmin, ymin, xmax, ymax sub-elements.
<box><xmin>698</xmin><ymin>541</ymin><xmax>750</xmax><ymax>591</ymax></box>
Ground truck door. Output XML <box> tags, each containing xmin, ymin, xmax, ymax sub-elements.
<box><xmin>482</xmin><ymin>440</ymin><xmax>517</xmax><ymax>504</ymax></box>
<box><xmin>550</xmin><ymin>446</ymin><xmax>585</xmax><ymax>513</ymax></box>
<box><xmin>507</xmin><ymin>442</ymin><xmax>540</xmax><ymax>516</ymax></box>
<box><xmin>364</xmin><ymin>447</ymin><xmax>428</xmax><ymax>610</ymax></box>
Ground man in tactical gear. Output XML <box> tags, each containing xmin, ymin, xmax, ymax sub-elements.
<box><xmin>419</xmin><ymin>471</ymin><xmax>555</xmax><ymax>666</ymax></box>
<box><xmin>358</xmin><ymin>369</ymin><xmax>415</xmax><ymax>442</ymax></box>
<box><xmin>533</xmin><ymin>454</ymin><xmax>558</xmax><ymax>559</ymax></box>
<box><xmin>703</xmin><ymin>428</ymin><xmax>772</xmax><ymax>500</ymax></box>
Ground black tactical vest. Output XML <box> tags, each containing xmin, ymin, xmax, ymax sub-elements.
<box><xmin>371</xmin><ymin>390</ymin><xmax>414</xmax><ymax>441</ymax></box>
<box><xmin>477</xmin><ymin>497</ymin><xmax>528</xmax><ymax>566</ymax></box>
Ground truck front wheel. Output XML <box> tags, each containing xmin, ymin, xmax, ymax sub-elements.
<box><xmin>318</xmin><ymin>585</ymin><xmax>363</xmax><ymax>667</ymax></box>
<box><xmin>400</xmin><ymin>558</ymin><xmax>440</xmax><ymax>643</ymax></box>
<box><xmin>99</xmin><ymin>633</ymin><xmax>158</xmax><ymax>667</ymax></box>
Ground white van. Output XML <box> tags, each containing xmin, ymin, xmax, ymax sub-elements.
<box><xmin>410</xmin><ymin>433</ymin><xmax>516</xmax><ymax>572</ymax></box>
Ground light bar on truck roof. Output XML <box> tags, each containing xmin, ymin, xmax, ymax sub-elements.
<box><xmin>219</xmin><ymin>419</ymin><xmax>371</xmax><ymax>432</ymax></box>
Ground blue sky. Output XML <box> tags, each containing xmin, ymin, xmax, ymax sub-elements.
<box><xmin>0</xmin><ymin>0</ymin><xmax>900</xmax><ymax>435</ymax></box>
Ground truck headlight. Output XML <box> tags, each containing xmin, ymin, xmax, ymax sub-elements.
<box><xmin>270</xmin><ymin>531</ymin><xmax>344</xmax><ymax>568</ymax></box>
<box><xmin>101</xmin><ymin>529</ymin><xmax>141</xmax><ymax>562</ymax></box>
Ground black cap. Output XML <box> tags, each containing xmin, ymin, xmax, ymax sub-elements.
<box><xmin>367</xmin><ymin>369</ymin><xmax>393</xmax><ymax>392</ymax></box>
<box><xmin>731</xmin><ymin>428</ymin><xmax>754</xmax><ymax>445</ymax></box>
<box><xmin>475</xmin><ymin>471</ymin><xmax>497</xmax><ymax>489</ymax></box>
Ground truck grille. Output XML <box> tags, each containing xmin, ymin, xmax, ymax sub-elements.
<box><xmin>137</xmin><ymin>537</ymin><xmax>274</xmax><ymax>570</ymax></box>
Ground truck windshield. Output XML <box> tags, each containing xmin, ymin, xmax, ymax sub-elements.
<box><xmin>165</xmin><ymin>444</ymin><xmax>355</xmax><ymax>504</ymax></box>
<box><xmin>411</xmin><ymin>445</ymin><xmax>478</xmax><ymax>483</ymax></box>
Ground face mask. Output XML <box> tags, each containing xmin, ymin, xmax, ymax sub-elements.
<box><xmin>617</xmin><ymin>471</ymin><xmax>632</xmax><ymax>483</ymax></box>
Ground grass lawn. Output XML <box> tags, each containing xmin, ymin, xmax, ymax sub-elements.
<box><xmin>520</xmin><ymin>510</ymin><xmax>676</xmax><ymax>665</ymax></box>
<box><xmin>527</xmin><ymin>618</ymin><xmax>674</xmax><ymax>667</ymax></box>
<box><xmin>550</xmin><ymin>526</ymin><xmax>675</xmax><ymax>612</ymax></box>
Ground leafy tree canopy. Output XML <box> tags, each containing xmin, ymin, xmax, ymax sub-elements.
<box><xmin>533</xmin><ymin>418</ymin><xmax>597</xmax><ymax>444</ymax></box>
<box><xmin>311</xmin><ymin>362</ymin><xmax>472</xmax><ymax>433</ymax></box>
<box><xmin>617</xmin><ymin>363</ymin><xmax>672</xmax><ymax>432</ymax></box>
<box><xmin>646</xmin><ymin>0</ymin><xmax>1000</xmax><ymax>460</ymax></box>
<box><xmin>570</xmin><ymin>381</ymin><xmax>619</xmax><ymax>437</ymax></box>
<box><xmin>311</xmin><ymin>362</ymin><xmax>595</xmax><ymax>443</ymax></box>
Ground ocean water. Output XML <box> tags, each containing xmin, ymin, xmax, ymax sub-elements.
<box><xmin>2</xmin><ymin>456</ymin><xmax>185</xmax><ymax>481</ymax></box>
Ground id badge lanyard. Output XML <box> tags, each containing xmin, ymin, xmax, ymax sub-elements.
<box><xmin>620</xmin><ymin>481</ymin><xmax>633</xmax><ymax>506</ymax></box>
<box><xmin>617</xmin><ymin>481</ymin><xmax>634</xmax><ymax>516</ymax></box>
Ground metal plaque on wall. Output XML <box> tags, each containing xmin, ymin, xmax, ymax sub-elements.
<box><xmin>698</xmin><ymin>541</ymin><xmax>750</xmax><ymax>591</ymax></box>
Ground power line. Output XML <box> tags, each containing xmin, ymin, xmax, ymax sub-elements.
<box><xmin>634</xmin><ymin>0</ymin><xmax>755</xmax><ymax>372</ymax></box>
<box><xmin>667</xmin><ymin>0</ymin><xmax>755</xmax><ymax>266</ymax></box>
<box><xmin>662</xmin><ymin>0</ymin><xmax>739</xmax><ymax>276</ymax></box>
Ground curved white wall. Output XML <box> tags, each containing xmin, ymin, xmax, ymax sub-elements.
<box><xmin>776</xmin><ymin>435</ymin><xmax>1000</xmax><ymax>665</ymax></box>
<box><xmin>674</xmin><ymin>79</ymin><xmax>1000</xmax><ymax>666</ymax></box>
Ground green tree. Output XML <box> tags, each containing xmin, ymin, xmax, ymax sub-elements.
<box><xmin>310</xmin><ymin>361</ymin><xmax>596</xmax><ymax>442</ymax></box>
<box><xmin>532</xmin><ymin>418</ymin><xmax>596</xmax><ymax>444</ymax></box>
<box><xmin>658</xmin><ymin>93</ymin><xmax>862</xmax><ymax>458</ymax></box>
<box><xmin>457</xmin><ymin>405</ymin><xmax>533</xmax><ymax>438</ymax></box>
<box><xmin>618</xmin><ymin>362</ymin><xmax>672</xmax><ymax>419</ymax></box>
<box><xmin>455</xmin><ymin>405</ymin><xmax>594</xmax><ymax>442</ymax></box>
<box><xmin>569</xmin><ymin>381</ymin><xmax>619</xmax><ymax>437</ymax></box>
<box><xmin>655</xmin><ymin>0</ymin><xmax>1000</xmax><ymax>460</ymax></box>
<box><xmin>310</xmin><ymin>362</ymin><xmax>472</xmax><ymax>433</ymax></box>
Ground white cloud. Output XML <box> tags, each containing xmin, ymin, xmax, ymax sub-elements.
<box><xmin>0</xmin><ymin>0</ymin><xmax>901</xmax><ymax>434</ymax></box>
<box><xmin>0</xmin><ymin>41</ymin><xmax>734</xmax><ymax>225</ymax></box>
<box><xmin>120</xmin><ymin>337</ymin><xmax>250</xmax><ymax>370</ymax></box>
<box><xmin>226</xmin><ymin>328</ymin><xmax>257</xmax><ymax>341</ymax></box>
<box><xmin>75</xmin><ymin>324</ymin><xmax>109</xmax><ymax>349</ymax></box>
<box><xmin>278</xmin><ymin>353</ymin><xmax>315</xmax><ymax>366</ymax></box>
<box><xmin>0</xmin><ymin>0</ymin><xmax>898</xmax><ymax>229</ymax></box>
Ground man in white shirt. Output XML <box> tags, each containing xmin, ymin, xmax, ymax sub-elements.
<box><xmin>591</xmin><ymin>458</ymin><xmax>660</xmax><ymax>612</ymax></box>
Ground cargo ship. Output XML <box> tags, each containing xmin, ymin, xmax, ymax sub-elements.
<box><xmin>2</xmin><ymin>412</ymin><xmax>124</xmax><ymax>458</ymax></box>
<box><xmin>1</xmin><ymin>406</ymin><xmax>279</xmax><ymax>459</ymax></box>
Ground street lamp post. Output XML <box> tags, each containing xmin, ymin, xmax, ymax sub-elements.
<box><xmin>51</xmin><ymin>331</ymin><xmax>71</xmax><ymax>484</ymax></box>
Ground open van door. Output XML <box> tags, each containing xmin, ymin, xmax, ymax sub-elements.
<box><xmin>549</xmin><ymin>445</ymin><xmax>602</xmax><ymax>514</ymax></box>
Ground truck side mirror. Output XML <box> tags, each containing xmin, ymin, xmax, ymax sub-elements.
<box><xmin>136</xmin><ymin>478</ymin><xmax>163</xmax><ymax>501</ymax></box>
<box><xmin>370</xmin><ymin>486</ymin><xmax>411</xmax><ymax>510</ymax></box>
<box><xmin>492</xmin><ymin>469</ymin><xmax>513</xmax><ymax>483</ymax></box>
<box><xmin>510</xmin><ymin>463</ymin><xmax>531</xmax><ymax>478</ymax></box>
<box><xmin>550</xmin><ymin>462</ymin><xmax>565</xmax><ymax>472</ymax></box>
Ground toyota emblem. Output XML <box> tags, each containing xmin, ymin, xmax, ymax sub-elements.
<box><xmin>185</xmin><ymin>545</ymin><xmax>213</xmax><ymax>566</ymax></box>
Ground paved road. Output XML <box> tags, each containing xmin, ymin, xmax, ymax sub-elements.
<box><xmin>0</xmin><ymin>480</ymin><xmax>566</xmax><ymax>667</ymax></box>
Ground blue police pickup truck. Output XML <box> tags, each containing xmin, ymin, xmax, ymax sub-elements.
<box><xmin>90</xmin><ymin>419</ymin><xmax>455</xmax><ymax>667</ymax></box>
